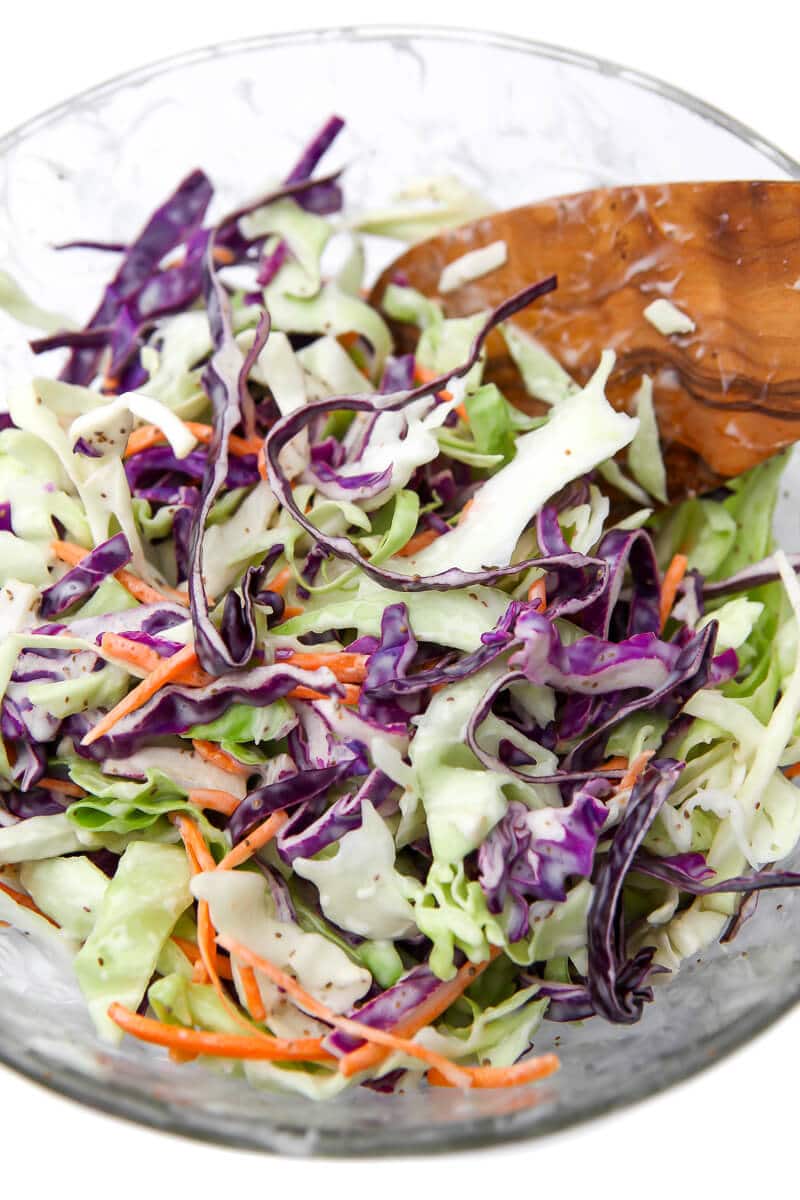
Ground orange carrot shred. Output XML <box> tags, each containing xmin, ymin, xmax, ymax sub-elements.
<box><xmin>618</xmin><ymin>750</ymin><xmax>654</xmax><ymax>792</ymax></box>
<box><xmin>0</xmin><ymin>879</ymin><xmax>58</xmax><ymax>926</ymax></box>
<box><xmin>191</xmin><ymin>739</ymin><xmax>251</xmax><ymax>777</ymax></box>
<box><xmin>289</xmin><ymin>683</ymin><xmax>360</xmax><ymax>707</ymax></box>
<box><xmin>188</xmin><ymin>788</ymin><xmax>241</xmax><ymax>818</ymax></box>
<box><xmin>413</xmin><ymin>363</ymin><xmax>453</xmax><ymax>403</ymax></box>
<box><xmin>38</xmin><ymin>777</ymin><xmax>86</xmax><ymax>799</ymax></box>
<box><xmin>107</xmin><ymin>1004</ymin><xmax>335</xmax><ymax>1062</ymax></box>
<box><xmin>527</xmin><ymin>578</ymin><xmax>547</xmax><ymax>609</ymax></box>
<box><xmin>100</xmin><ymin>632</ymin><xmax>212</xmax><ymax>687</ymax></box>
<box><xmin>218</xmin><ymin>934</ymin><xmax>472</xmax><ymax>1087</ymax></box>
<box><xmin>267</xmin><ymin>566</ymin><xmax>293</xmax><ymax>595</ymax></box>
<box><xmin>239</xmin><ymin>966</ymin><xmax>267</xmax><ymax>1022</ymax></box>
<box><xmin>51</xmin><ymin>540</ymin><xmax>179</xmax><ymax>608</ymax></box>
<box><xmin>659</xmin><ymin>553</ymin><xmax>689</xmax><ymax>631</ymax></box>
<box><xmin>281</xmin><ymin>651</ymin><xmax>368</xmax><ymax>683</ymax></box>
<box><xmin>282</xmin><ymin>605</ymin><xmax>304</xmax><ymax>619</ymax></box>
<box><xmin>217</xmin><ymin>810</ymin><xmax>288</xmax><ymax>871</ymax></box>
<box><xmin>784</xmin><ymin>762</ymin><xmax>800</xmax><ymax>779</ymax></box>
<box><xmin>457</xmin><ymin>498</ymin><xmax>475</xmax><ymax>524</ymax></box>
<box><xmin>428</xmin><ymin>1054</ymin><xmax>560</xmax><ymax>1089</ymax></box>
<box><xmin>82</xmin><ymin>643</ymin><xmax>201</xmax><ymax>745</ymax></box>
<box><xmin>396</xmin><ymin>529</ymin><xmax>441</xmax><ymax>558</ymax></box>
<box><xmin>124</xmin><ymin>422</ymin><xmax>262</xmax><ymax>460</ymax></box>
<box><xmin>602</xmin><ymin>756</ymin><xmax>629</xmax><ymax>773</ymax></box>
<box><xmin>171</xmin><ymin>936</ymin><xmax>234</xmax><ymax>981</ymax></box>
<box><xmin>257</xmin><ymin>443</ymin><xmax>268</xmax><ymax>482</ymax></box>
<box><xmin>339</xmin><ymin>949</ymin><xmax>500</xmax><ymax>1079</ymax></box>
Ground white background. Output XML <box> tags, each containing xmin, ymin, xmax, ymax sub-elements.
<box><xmin>1</xmin><ymin>2</ymin><xmax>797</xmax><ymax>1196</ymax></box>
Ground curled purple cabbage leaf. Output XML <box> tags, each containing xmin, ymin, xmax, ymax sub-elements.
<box><xmin>587</xmin><ymin>758</ymin><xmax>684</xmax><ymax>1023</ymax></box>
<box><xmin>478</xmin><ymin>786</ymin><xmax>608</xmax><ymax>942</ymax></box>
<box><xmin>38</xmin><ymin>532</ymin><xmax>132</xmax><ymax>618</ymax></box>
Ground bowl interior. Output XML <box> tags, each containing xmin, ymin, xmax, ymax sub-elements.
<box><xmin>0</xmin><ymin>27</ymin><xmax>799</xmax><ymax>1156</ymax></box>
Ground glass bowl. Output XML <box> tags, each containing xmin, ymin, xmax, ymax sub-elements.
<box><xmin>0</xmin><ymin>25</ymin><xmax>799</xmax><ymax>1157</ymax></box>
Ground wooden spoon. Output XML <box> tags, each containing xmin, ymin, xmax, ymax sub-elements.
<box><xmin>371</xmin><ymin>180</ymin><xmax>800</xmax><ymax>502</ymax></box>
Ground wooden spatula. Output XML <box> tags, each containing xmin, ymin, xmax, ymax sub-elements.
<box><xmin>370</xmin><ymin>180</ymin><xmax>800</xmax><ymax>502</ymax></box>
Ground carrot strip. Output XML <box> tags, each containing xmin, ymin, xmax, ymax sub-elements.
<box><xmin>188</xmin><ymin>788</ymin><xmax>241</xmax><ymax>818</ymax></box>
<box><xmin>218</xmin><ymin>934</ymin><xmax>471</xmax><ymax>1088</ymax></box>
<box><xmin>217</xmin><ymin>810</ymin><xmax>288</xmax><ymax>871</ymax></box>
<box><xmin>38</xmin><ymin>777</ymin><xmax>86</xmax><ymax>799</ymax></box>
<box><xmin>457</xmin><ymin>498</ymin><xmax>475</xmax><ymax>524</ymax></box>
<box><xmin>124</xmin><ymin>422</ymin><xmax>262</xmax><ymax>460</ymax></box>
<box><xmin>413</xmin><ymin>363</ymin><xmax>453</xmax><ymax>403</ymax></box>
<box><xmin>428</xmin><ymin>1053</ymin><xmax>560</xmax><ymax>1089</ymax></box>
<box><xmin>784</xmin><ymin>762</ymin><xmax>800</xmax><ymax>779</ymax></box>
<box><xmin>174</xmin><ymin>813</ymin><xmax>215</xmax><ymax>872</ymax></box>
<box><xmin>51</xmin><ymin>540</ymin><xmax>179</xmax><ymax>608</ymax></box>
<box><xmin>282</xmin><ymin>605</ymin><xmax>304</xmax><ymax>619</ymax></box>
<box><xmin>191</xmin><ymin>739</ymin><xmax>251</xmax><ymax>777</ymax></box>
<box><xmin>82</xmin><ymin>643</ymin><xmax>202</xmax><ymax>745</ymax></box>
<box><xmin>396</xmin><ymin>529</ymin><xmax>441</xmax><ymax>558</ymax></box>
<box><xmin>618</xmin><ymin>750</ymin><xmax>654</xmax><ymax>792</ymax></box>
<box><xmin>527</xmin><ymin>578</ymin><xmax>547</xmax><ymax>608</ymax></box>
<box><xmin>282</xmin><ymin>651</ymin><xmax>368</xmax><ymax>683</ymax></box>
<box><xmin>339</xmin><ymin>950</ymin><xmax>499</xmax><ymax>1079</ymax></box>
<box><xmin>257</xmin><ymin>444</ymin><xmax>268</xmax><ymax>482</ymax></box>
<box><xmin>100</xmin><ymin>633</ymin><xmax>212</xmax><ymax>687</ymax></box>
<box><xmin>602</xmin><ymin>756</ymin><xmax>629</xmax><ymax>773</ymax></box>
<box><xmin>239</xmin><ymin>966</ymin><xmax>267</xmax><ymax>1022</ymax></box>
<box><xmin>289</xmin><ymin>684</ymin><xmax>360</xmax><ymax>707</ymax></box>
<box><xmin>0</xmin><ymin>880</ymin><xmax>58</xmax><ymax>926</ymax></box>
<box><xmin>171</xmin><ymin>937</ymin><xmax>234</xmax><ymax>981</ymax></box>
<box><xmin>107</xmin><ymin>1004</ymin><xmax>335</xmax><ymax>1062</ymax></box>
<box><xmin>659</xmin><ymin>553</ymin><xmax>689</xmax><ymax>631</ymax></box>
<box><xmin>267</xmin><ymin>566</ymin><xmax>293</xmax><ymax>595</ymax></box>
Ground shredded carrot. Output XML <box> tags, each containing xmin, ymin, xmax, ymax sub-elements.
<box><xmin>38</xmin><ymin>777</ymin><xmax>86</xmax><ymax>799</ymax></box>
<box><xmin>191</xmin><ymin>739</ymin><xmax>250</xmax><ymax>777</ymax></box>
<box><xmin>217</xmin><ymin>810</ymin><xmax>288</xmax><ymax>871</ymax></box>
<box><xmin>282</xmin><ymin>651</ymin><xmax>368</xmax><ymax>683</ymax></box>
<box><xmin>171</xmin><ymin>936</ymin><xmax>234</xmax><ymax>981</ymax></box>
<box><xmin>428</xmin><ymin>1053</ymin><xmax>560</xmax><ymax>1089</ymax></box>
<box><xmin>107</xmin><ymin>1004</ymin><xmax>335</xmax><ymax>1062</ymax></box>
<box><xmin>213</xmin><ymin>245</ymin><xmax>236</xmax><ymax>267</ymax></box>
<box><xmin>659</xmin><ymin>553</ymin><xmax>689</xmax><ymax>631</ymax></box>
<box><xmin>618</xmin><ymin>750</ymin><xmax>654</xmax><ymax>792</ymax></box>
<box><xmin>396</xmin><ymin>529</ymin><xmax>441</xmax><ymax>558</ymax></box>
<box><xmin>413</xmin><ymin>363</ymin><xmax>453</xmax><ymax>404</ymax></box>
<box><xmin>784</xmin><ymin>762</ymin><xmax>800</xmax><ymax>779</ymax></box>
<box><xmin>51</xmin><ymin>540</ymin><xmax>180</xmax><ymax>608</ymax></box>
<box><xmin>282</xmin><ymin>605</ymin><xmax>304</xmax><ymax>619</ymax></box>
<box><xmin>0</xmin><ymin>879</ymin><xmax>58</xmax><ymax>925</ymax></box>
<box><xmin>339</xmin><ymin>949</ymin><xmax>500</xmax><ymax>1079</ymax></box>
<box><xmin>338</xmin><ymin>331</ymin><xmax>360</xmax><ymax>349</ymax></box>
<box><xmin>218</xmin><ymin>934</ymin><xmax>471</xmax><ymax>1087</ymax></box>
<box><xmin>267</xmin><ymin>566</ymin><xmax>293</xmax><ymax>595</ymax></box>
<box><xmin>188</xmin><ymin>788</ymin><xmax>241</xmax><ymax>818</ymax></box>
<box><xmin>173</xmin><ymin>815</ymin><xmax>218</xmax><ymax>987</ymax></box>
<box><xmin>413</xmin><ymin>363</ymin><xmax>467</xmax><ymax>420</ymax></box>
<box><xmin>174</xmin><ymin>813</ymin><xmax>216</xmax><ymax>872</ymax></box>
<box><xmin>527</xmin><ymin>578</ymin><xmax>547</xmax><ymax>609</ymax></box>
<box><xmin>124</xmin><ymin>422</ymin><xmax>262</xmax><ymax>460</ymax></box>
<box><xmin>457</xmin><ymin>498</ymin><xmax>474</xmax><ymax>524</ymax></box>
<box><xmin>239</xmin><ymin>966</ymin><xmax>267</xmax><ymax>1022</ymax></box>
<box><xmin>289</xmin><ymin>684</ymin><xmax>360</xmax><ymax>707</ymax></box>
<box><xmin>257</xmin><ymin>443</ymin><xmax>268</xmax><ymax>482</ymax></box>
<box><xmin>100</xmin><ymin>633</ymin><xmax>211</xmax><ymax>687</ymax></box>
<box><xmin>83</xmin><ymin>643</ymin><xmax>202</xmax><ymax>746</ymax></box>
<box><xmin>602</xmin><ymin>756</ymin><xmax>629</xmax><ymax>773</ymax></box>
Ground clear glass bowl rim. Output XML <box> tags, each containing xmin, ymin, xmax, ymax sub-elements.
<box><xmin>1</xmin><ymin>23</ymin><xmax>798</xmax><ymax>1157</ymax></box>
